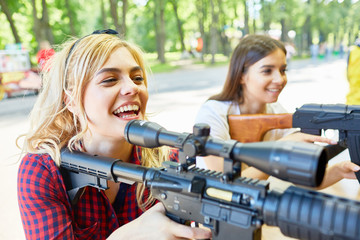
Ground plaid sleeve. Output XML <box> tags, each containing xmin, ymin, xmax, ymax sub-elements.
<box><xmin>17</xmin><ymin>153</ymin><xmax>75</xmax><ymax>240</ymax></box>
<box><xmin>169</xmin><ymin>148</ymin><xmax>179</xmax><ymax>162</ymax></box>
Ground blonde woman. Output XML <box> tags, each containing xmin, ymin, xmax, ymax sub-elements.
<box><xmin>17</xmin><ymin>30</ymin><xmax>211</xmax><ymax>240</ymax></box>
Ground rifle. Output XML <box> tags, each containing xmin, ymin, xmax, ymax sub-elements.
<box><xmin>60</xmin><ymin>120</ymin><xmax>360</xmax><ymax>240</ymax></box>
<box><xmin>293</xmin><ymin>103</ymin><xmax>360</xmax><ymax>182</ymax></box>
<box><xmin>228</xmin><ymin>113</ymin><xmax>293</xmax><ymax>143</ymax></box>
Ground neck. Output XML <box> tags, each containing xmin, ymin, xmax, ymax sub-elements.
<box><xmin>83</xmin><ymin>137</ymin><xmax>133</xmax><ymax>163</ymax></box>
<box><xmin>239</xmin><ymin>100</ymin><xmax>266</xmax><ymax>114</ymax></box>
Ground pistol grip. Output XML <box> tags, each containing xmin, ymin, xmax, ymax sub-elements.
<box><xmin>347</xmin><ymin>132</ymin><xmax>360</xmax><ymax>184</ymax></box>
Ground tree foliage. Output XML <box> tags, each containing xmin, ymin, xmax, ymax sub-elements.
<box><xmin>1</xmin><ymin>0</ymin><xmax>359</xmax><ymax>64</ymax></box>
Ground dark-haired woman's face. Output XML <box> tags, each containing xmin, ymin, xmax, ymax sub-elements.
<box><xmin>241</xmin><ymin>48</ymin><xmax>287</xmax><ymax>105</ymax></box>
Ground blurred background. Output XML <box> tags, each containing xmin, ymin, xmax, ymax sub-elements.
<box><xmin>0</xmin><ymin>0</ymin><xmax>360</xmax><ymax>71</ymax></box>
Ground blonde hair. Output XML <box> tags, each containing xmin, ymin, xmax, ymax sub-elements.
<box><xmin>19</xmin><ymin>32</ymin><xmax>169</xmax><ymax>210</ymax></box>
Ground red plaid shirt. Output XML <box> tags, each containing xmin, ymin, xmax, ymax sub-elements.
<box><xmin>17</xmin><ymin>146</ymin><xmax>178</xmax><ymax>240</ymax></box>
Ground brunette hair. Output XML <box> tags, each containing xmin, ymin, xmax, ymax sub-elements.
<box><xmin>210</xmin><ymin>34</ymin><xmax>286</xmax><ymax>104</ymax></box>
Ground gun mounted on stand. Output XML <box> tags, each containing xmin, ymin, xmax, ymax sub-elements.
<box><xmin>60</xmin><ymin>120</ymin><xmax>360</xmax><ymax>240</ymax></box>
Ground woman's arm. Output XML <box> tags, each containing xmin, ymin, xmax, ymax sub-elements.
<box><xmin>317</xmin><ymin>161</ymin><xmax>360</xmax><ymax>189</ymax></box>
<box><xmin>277</xmin><ymin>131</ymin><xmax>337</xmax><ymax>144</ymax></box>
<box><xmin>107</xmin><ymin>203</ymin><xmax>211</xmax><ymax>240</ymax></box>
<box><xmin>17</xmin><ymin>154</ymin><xmax>75</xmax><ymax>239</ymax></box>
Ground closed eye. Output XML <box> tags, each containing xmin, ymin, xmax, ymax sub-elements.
<box><xmin>101</xmin><ymin>78</ymin><xmax>118</xmax><ymax>84</ymax></box>
<box><xmin>262</xmin><ymin>69</ymin><xmax>272</xmax><ymax>74</ymax></box>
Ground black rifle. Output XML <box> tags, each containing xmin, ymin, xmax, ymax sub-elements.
<box><xmin>293</xmin><ymin>103</ymin><xmax>360</xmax><ymax>182</ymax></box>
<box><xmin>60</xmin><ymin>120</ymin><xmax>360</xmax><ymax>240</ymax></box>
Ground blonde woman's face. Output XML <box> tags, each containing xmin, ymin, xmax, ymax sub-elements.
<box><xmin>241</xmin><ymin>48</ymin><xmax>287</xmax><ymax>105</ymax></box>
<box><xmin>83</xmin><ymin>47</ymin><xmax>148</xmax><ymax>141</ymax></box>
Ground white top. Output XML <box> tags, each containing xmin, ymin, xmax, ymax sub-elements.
<box><xmin>194</xmin><ymin>100</ymin><xmax>294</xmax><ymax>141</ymax></box>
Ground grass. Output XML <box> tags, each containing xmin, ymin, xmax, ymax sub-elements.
<box><xmin>144</xmin><ymin>51</ymin><xmax>230</xmax><ymax>73</ymax></box>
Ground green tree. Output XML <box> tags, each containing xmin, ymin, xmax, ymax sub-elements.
<box><xmin>0</xmin><ymin>0</ymin><xmax>22</xmax><ymax>43</ymax></box>
<box><xmin>169</xmin><ymin>0</ymin><xmax>185</xmax><ymax>52</ymax></box>
<box><xmin>30</xmin><ymin>0</ymin><xmax>54</xmax><ymax>44</ymax></box>
<box><xmin>152</xmin><ymin>0</ymin><xmax>166</xmax><ymax>63</ymax></box>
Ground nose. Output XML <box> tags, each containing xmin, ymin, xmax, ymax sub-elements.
<box><xmin>273</xmin><ymin>71</ymin><xmax>287</xmax><ymax>85</ymax></box>
<box><xmin>120</xmin><ymin>78</ymin><xmax>139</xmax><ymax>96</ymax></box>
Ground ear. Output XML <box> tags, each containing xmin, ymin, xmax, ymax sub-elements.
<box><xmin>239</xmin><ymin>71</ymin><xmax>249</xmax><ymax>85</ymax></box>
<box><xmin>240</xmin><ymin>75</ymin><xmax>245</xmax><ymax>85</ymax></box>
<box><xmin>63</xmin><ymin>90</ymin><xmax>76</xmax><ymax>114</ymax></box>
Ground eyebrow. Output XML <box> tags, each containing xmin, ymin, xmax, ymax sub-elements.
<box><xmin>95</xmin><ymin>66</ymin><xmax>143</xmax><ymax>76</ymax></box>
<box><xmin>260</xmin><ymin>64</ymin><xmax>287</xmax><ymax>68</ymax></box>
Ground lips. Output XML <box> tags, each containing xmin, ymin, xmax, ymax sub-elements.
<box><xmin>266</xmin><ymin>88</ymin><xmax>281</xmax><ymax>92</ymax></box>
<box><xmin>113</xmin><ymin>104</ymin><xmax>140</xmax><ymax>118</ymax></box>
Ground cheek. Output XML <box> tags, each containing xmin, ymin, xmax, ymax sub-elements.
<box><xmin>282</xmin><ymin>76</ymin><xmax>288</xmax><ymax>88</ymax></box>
<box><xmin>83</xmin><ymin>88</ymin><xmax>95</xmax><ymax>111</ymax></box>
<box><xmin>140</xmin><ymin>88</ymin><xmax>149</xmax><ymax>110</ymax></box>
<box><xmin>244</xmin><ymin>74</ymin><xmax>262</xmax><ymax>90</ymax></box>
<box><xmin>83</xmin><ymin>85</ymin><xmax>109</xmax><ymax>116</ymax></box>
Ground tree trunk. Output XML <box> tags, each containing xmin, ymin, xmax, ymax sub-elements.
<box><xmin>65</xmin><ymin>0</ymin><xmax>76</xmax><ymax>36</ymax></box>
<box><xmin>30</xmin><ymin>0</ymin><xmax>43</xmax><ymax>44</ymax></box>
<box><xmin>210</xmin><ymin>0</ymin><xmax>217</xmax><ymax>64</ymax></box>
<box><xmin>0</xmin><ymin>0</ymin><xmax>21</xmax><ymax>43</ymax></box>
<box><xmin>216</xmin><ymin>0</ymin><xmax>230</xmax><ymax>56</ymax></box>
<box><xmin>169</xmin><ymin>0</ymin><xmax>185</xmax><ymax>52</ymax></box>
<box><xmin>158</xmin><ymin>0</ymin><xmax>166</xmax><ymax>63</ymax></box>
<box><xmin>280</xmin><ymin>18</ymin><xmax>288</xmax><ymax>42</ymax></box>
<box><xmin>243</xmin><ymin>0</ymin><xmax>249</xmax><ymax>35</ymax></box>
<box><xmin>30</xmin><ymin>0</ymin><xmax>54</xmax><ymax>45</ymax></box>
<box><xmin>41</xmin><ymin>0</ymin><xmax>54</xmax><ymax>44</ymax></box>
<box><xmin>109</xmin><ymin>0</ymin><xmax>122</xmax><ymax>34</ymax></box>
<box><xmin>153</xmin><ymin>0</ymin><xmax>166</xmax><ymax>63</ymax></box>
<box><xmin>100</xmin><ymin>0</ymin><xmax>108</xmax><ymax>29</ymax></box>
<box><xmin>121</xmin><ymin>0</ymin><xmax>127</xmax><ymax>37</ymax></box>
<box><xmin>252</xmin><ymin>0</ymin><xmax>256</xmax><ymax>33</ymax></box>
<box><xmin>260</xmin><ymin>0</ymin><xmax>271</xmax><ymax>32</ymax></box>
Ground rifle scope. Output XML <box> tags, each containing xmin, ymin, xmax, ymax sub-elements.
<box><xmin>124</xmin><ymin>120</ymin><xmax>328</xmax><ymax>187</ymax></box>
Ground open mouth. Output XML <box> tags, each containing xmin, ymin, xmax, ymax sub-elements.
<box><xmin>266</xmin><ymin>88</ymin><xmax>281</xmax><ymax>93</ymax></box>
<box><xmin>113</xmin><ymin>104</ymin><xmax>140</xmax><ymax>119</ymax></box>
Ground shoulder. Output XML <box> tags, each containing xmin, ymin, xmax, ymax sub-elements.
<box><xmin>195</xmin><ymin>100</ymin><xmax>234</xmax><ymax>140</ymax></box>
<box><xmin>19</xmin><ymin>153</ymin><xmax>57</xmax><ymax>173</ymax></box>
<box><xmin>201</xmin><ymin>100</ymin><xmax>232</xmax><ymax>109</ymax></box>
<box><xmin>196</xmin><ymin>100</ymin><xmax>233</xmax><ymax>122</ymax></box>
<box><xmin>18</xmin><ymin>153</ymin><xmax>62</xmax><ymax>187</ymax></box>
<box><xmin>349</xmin><ymin>46</ymin><xmax>360</xmax><ymax>57</ymax></box>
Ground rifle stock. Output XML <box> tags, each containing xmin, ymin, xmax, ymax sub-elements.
<box><xmin>228</xmin><ymin>113</ymin><xmax>293</xmax><ymax>143</ymax></box>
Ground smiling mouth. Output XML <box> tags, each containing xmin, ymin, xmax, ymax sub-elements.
<box><xmin>113</xmin><ymin>104</ymin><xmax>140</xmax><ymax>118</ymax></box>
<box><xmin>267</xmin><ymin>88</ymin><xmax>281</xmax><ymax>92</ymax></box>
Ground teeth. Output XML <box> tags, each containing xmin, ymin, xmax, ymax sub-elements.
<box><xmin>113</xmin><ymin>104</ymin><xmax>139</xmax><ymax>114</ymax></box>
<box><xmin>119</xmin><ymin>114</ymin><xmax>137</xmax><ymax>118</ymax></box>
<box><xmin>267</xmin><ymin>89</ymin><xmax>280</xmax><ymax>92</ymax></box>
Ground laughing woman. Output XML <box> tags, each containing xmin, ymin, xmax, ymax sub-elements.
<box><xmin>17</xmin><ymin>30</ymin><xmax>211</xmax><ymax>240</ymax></box>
